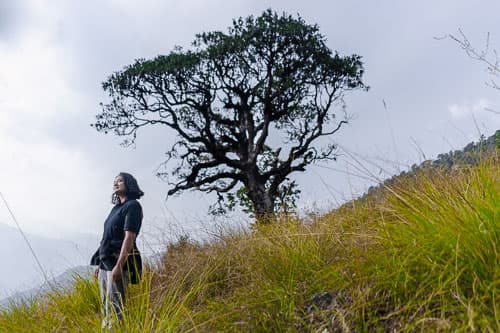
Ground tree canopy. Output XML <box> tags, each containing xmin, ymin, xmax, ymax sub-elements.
<box><xmin>94</xmin><ymin>10</ymin><xmax>367</xmax><ymax>220</ymax></box>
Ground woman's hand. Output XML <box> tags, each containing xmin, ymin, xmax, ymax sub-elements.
<box><xmin>94</xmin><ymin>267</ymin><xmax>99</xmax><ymax>280</ymax></box>
<box><xmin>112</xmin><ymin>231</ymin><xmax>137</xmax><ymax>282</ymax></box>
<box><xmin>111</xmin><ymin>265</ymin><xmax>123</xmax><ymax>282</ymax></box>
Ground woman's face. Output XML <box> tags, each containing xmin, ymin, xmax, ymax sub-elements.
<box><xmin>113</xmin><ymin>175</ymin><xmax>127</xmax><ymax>196</ymax></box>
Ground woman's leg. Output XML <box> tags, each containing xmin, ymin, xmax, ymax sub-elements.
<box><xmin>107</xmin><ymin>270</ymin><xmax>128</xmax><ymax>321</ymax></box>
<box><xmin>98</xmin><ymin>268</ymin><xmax>128</xmax><ymax>329</ymax></box>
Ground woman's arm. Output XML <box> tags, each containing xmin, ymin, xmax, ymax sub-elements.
<box><xmin>111</xmin><ymin>230</ymin><xmax>136</xmax><ymax>282</ymax></box>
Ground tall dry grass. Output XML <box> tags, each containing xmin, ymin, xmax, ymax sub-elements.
<box><xmin>0</xmin><ymin>152</ymin><xmax>497</xmax><ymax>332</ymax></box>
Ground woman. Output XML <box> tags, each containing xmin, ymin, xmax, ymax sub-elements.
<box><xmin>90</xmin><ymin>172</ymin><xmax>144</xmax><ymax>329</ymax></box>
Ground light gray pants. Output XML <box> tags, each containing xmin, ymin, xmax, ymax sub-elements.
<box><xmin>98</xmin><ymin>268</ymin><xmax>129</xmax><ymax>329</ymax></box>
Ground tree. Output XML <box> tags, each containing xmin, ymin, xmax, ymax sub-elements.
<box><xmin>94</xmin><ymin>10</ymin><xmax>367</xmax><ymax>221</ymax></box>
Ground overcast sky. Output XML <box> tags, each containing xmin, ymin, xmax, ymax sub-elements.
<box><xmin>0</xmin><ymin>0</ymin><xmax>499</xmax><ymax>271</ymax></box>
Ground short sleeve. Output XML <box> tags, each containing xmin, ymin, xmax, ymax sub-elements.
<box><xmin>124</xmin><ymin>201</ymin><xmax>143</xmax><ymax>234</ymax></box>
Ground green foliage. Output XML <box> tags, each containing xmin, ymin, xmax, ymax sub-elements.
<box><xmin>224</xmin><ymin>179</ymin><xmax>301</xmax><ymax>217</ymax></box>
<box><xmin>432</xmin><ymin>129</ymin><xmax>499</xmax><ymax>169</ymax></box>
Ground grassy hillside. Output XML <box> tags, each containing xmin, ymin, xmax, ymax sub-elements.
<box><xmin>0</xmin><ymin>149</ymin><xmax>498</xmax><ymax>332</ymax></box>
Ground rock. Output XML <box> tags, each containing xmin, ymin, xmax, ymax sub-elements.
<box><xmin>305</xmin><ymin>292</ymin><xmax>334</xmax><ymax>313</ymax></box>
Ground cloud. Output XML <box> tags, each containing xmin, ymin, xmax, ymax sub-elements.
<box><xmin>0</xmin><ymin>0</ymin><xmax>22</xmax><ymax>40</ymax></box>
<box><xmin>0</xmin><ymin>2</ymin><xmax>107</xmax><ymax>237</ymax></box>
<box><xmin>1</xmin><ymin>0</ymin><xmax>500</xmax><ymax>242</ymax></box>
<box><xmin>0</xmin><ymin>1</ymin><xmax>81</xmax><ymax>121</ymax></box>
<box><xmin>448</xmin><ymin>98</ymin><xmax>490</xmax><ymax>119</ymax></box>
<box><xmin>0</xmin><ymin>132</ymin><xmax>109</xmax><ymax>236</ymax></box>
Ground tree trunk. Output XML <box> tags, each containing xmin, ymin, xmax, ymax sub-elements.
<box><xmin>247</xmin><ymin>182</ymin><xmax>274</xmax><ymax>223</ymax></box>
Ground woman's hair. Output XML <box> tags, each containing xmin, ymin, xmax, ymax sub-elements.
<box><xmin>112</xmin><ymin>172</ymin><xmax>144</xmax><ymax>204</ymax></box>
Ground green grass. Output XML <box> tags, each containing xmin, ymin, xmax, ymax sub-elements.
<box><xmin>0</xmin><ymin>152</ymin><xmax>498</xmax><ymax>332</ymax></box>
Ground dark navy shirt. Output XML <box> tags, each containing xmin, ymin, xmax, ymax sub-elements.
<box><xmin>98</xmin><ymin>199</ymin><xmax>143</xmax><ymax>270</ymax></box>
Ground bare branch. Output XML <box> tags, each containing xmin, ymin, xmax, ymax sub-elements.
<box><xmin>440</xmin><ymin>29</ymin><xmax>500</xmax><ymax>90</ymax></box>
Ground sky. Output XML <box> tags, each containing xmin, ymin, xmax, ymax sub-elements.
<box><xmin>0</xmin><ymin>0</ymin><xmax>499</xmax><ymax>293</ymax></box>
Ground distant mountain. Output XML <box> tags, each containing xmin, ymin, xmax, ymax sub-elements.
<box><xmin>0</xmin><ymin>265</ymin><xmax>94</xmax><ymax>310</ymax></box>
<box><xmin>0</xmin><ymin>224</ymin><xmax>160</xmax><ymax>310</ymax></box>
<box><xmin>360</xmin><ymin>130</ymin><xmax>499</xmax><ymax>202</ymax></box>
<box><xmin>0</xmin><ymin>223</ymin><xmax>98</xmax><ymax>300</ymax></box>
